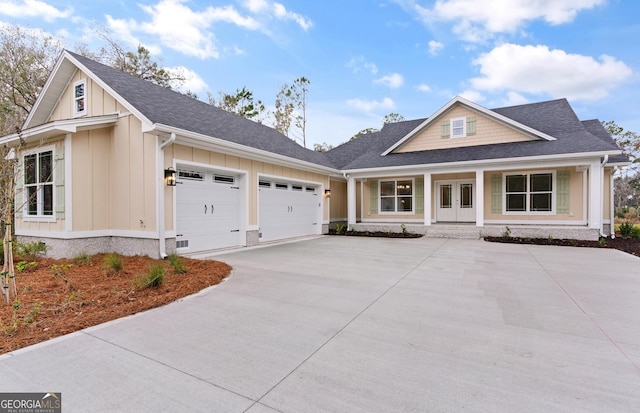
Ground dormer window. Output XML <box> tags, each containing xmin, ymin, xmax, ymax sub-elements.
<box><xmin>451</xmin><ymin>117</ymin><xmax>466</xmax><ymax>138</ymax></box>
<box><xmin>73</xmin><ymin>79</ymin><xmax>86</xmax><ymax>117</ymax></box>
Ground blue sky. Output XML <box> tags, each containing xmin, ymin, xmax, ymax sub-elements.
<box><xmin>1</xmin><ymin>0</ymin><xmax>638</xmax><ymax>148</ymax></box>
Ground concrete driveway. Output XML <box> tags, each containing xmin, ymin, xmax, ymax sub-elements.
<box><xmin>1</xmin><ymin>237</ymin><xmax>640</xmax><ymax>412</ymax></box>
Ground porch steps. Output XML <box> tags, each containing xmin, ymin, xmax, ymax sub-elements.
<box><xmin>424</xmin><ymin>226</ymin><xmax>481</xmax><ymax>240</ymax></box>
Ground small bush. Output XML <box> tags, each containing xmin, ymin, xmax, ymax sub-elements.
<box><xmin>134</xmin><ymin>264</ymin><xmax>165</xmax><ymax>290</ymax></box>
<box><xmin>104</xmin><ymin>253</ymin><xmax>123</xmax><ymax>274</ymax></box>
<box><xmin>632</xmin><ymin>226</ymin><xmax>640</xmax><ymax>239</ymax></box>
<box><xmin>335</xmin><ymin>223</ymin><xmax>346</xmax><ymax>234</ymax></box>
<box><xmin>619</xmin><ymin>221</ymin><xmax>635</xmax><ymax>238</ymax></box>
<box><xmin>15</xmin><ymin>241</ymin><xmax>47</xmax><ymax>261</ymax></box>
<box><xmin>16</xmin><ymin>261</ymin><xmax>37</xmax><ymax>273</ymax></box>
<box><xmin>168</xmin><ymin>253</ymin><xmax>186</xmax><ymax>274</ymax></box>
<box><xmin>74</xmin><ymin>251</ymin><xmax>92</xmax><ymax>265</ymax></box>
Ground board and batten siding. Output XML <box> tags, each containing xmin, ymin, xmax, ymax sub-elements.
<box><xmin>164</xmin><ymin>144</ymin><xmax>330</xmax><ymax>229</ymax></box>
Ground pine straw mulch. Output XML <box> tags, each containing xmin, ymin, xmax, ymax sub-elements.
<box><xmin>0</xmin><ymin>254</ymin><xmax>231</xmax><ymax>354</ymax></box>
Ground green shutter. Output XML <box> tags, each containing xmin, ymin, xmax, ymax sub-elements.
<box><xmin>370</xmin><ymin>180</ymin><xmax>378</xmax><ymax>214</ymax></box>
<box><xmin>491</xmin><ymin>174</ymin><xmax>502</xmax><ymax>213</ymax></box>
<box><xmin>55</xmin><ymin>150</ymin><xmax>65</xmax><ymax>219</ymax></box>
<box><xmin>441</xmin><ymin>121</ymin><xmax>450</xmax><ymax>138</ymax></box>
<box><xmin>466</xmin><ymin>117</ymin><xmax>476</xmax><ymax>136</ymax></box>
<box><xmin>556</xmin><ymin>171</ymin><xmax>570</xmax><ymax>214</ymax></box>
<box><xmin>15</xmin><ymin>155</ymin><xmax>23</xmax><ymax>215</ymax></box>
<box><xmin>415</xmin><ymin>178</ymin><xmax>424</xmax><ymax>214</ymax></box>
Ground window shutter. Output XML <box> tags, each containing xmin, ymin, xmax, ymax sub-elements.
<box><xmin>15</xmin><ymin>155</ymin><xmax>23</xmax><ymax>215</ymax></box>
<box><xmin>556</xmin><ymin>171</ymin><xmax>570</xmax><ymax>214</ymax></box>
<box><xmin>441</xmin><ymin>121</ymin><xmax>450</xmax><ymax>138</ymax></box>
<box><xmin>369</xmin><ymin>180</ymin><xmax>378</xmax><ymax>214</ymax></box>
<box><xmin>491</xmin><ymin>174</ymin><xmax>502</xmax><ymax>213</ymax></box>
<box><xmin>415</xmin><ymin>178</ymin><xmax>424</xmax><ymax>213</ymax></box>
<box><xmin>466</xmin><ymin>117</ymin><xmax>476</xmax><ymax>136</ymax></box>
<box><xmin>55</xmin><ymin>150</ymin><xmax>65</xmax><ymax>219</ymax></box>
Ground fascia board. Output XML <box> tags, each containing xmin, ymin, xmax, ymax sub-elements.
<box><xmin>23</xmin><ymin>50</ymin><xmax>68</xmax><ymax>129</ymax></box>
<box><xmin>343</xmin><ymin>150</ymin><xmax>623</xmax><ymax>177</ymax></box>
<box><xmin>152</xmin><ymin>123</ymin><xmax>342</xmax><ymax>176</ymax></box>
<box><xmin>381</xmin><ymin>96</ymin><xmax>557</xmax><ymax>156</ymax></box>
<box><xmin>0</xmin><ymin>114</ymin><xmax>119</xmax><ymax>146</ymax></box>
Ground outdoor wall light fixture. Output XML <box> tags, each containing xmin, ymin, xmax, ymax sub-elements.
<box><xmin>164</xmin><ymin>167</ymin><xmax>176</xmax><ymax>186</ymax></box>
<box><xmin>324</xmin><ymin>189</ymin><xmax>331</xmax><ymax>197</ymax></box>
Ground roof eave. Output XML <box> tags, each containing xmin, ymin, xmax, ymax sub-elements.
<box><xmin>152</xmin><ymin>123</ymin><xmax>341</xmax><ymax>176</ymax></box>
<box><xmin>343</xmin><ymin>150</ymin><xmax>622</xmax><ymax>175</ymax></box>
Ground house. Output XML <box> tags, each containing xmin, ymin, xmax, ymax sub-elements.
<box><xmin>0</xmin><ymin>50</ymin><xmax>627</xmax><ymax>259</ymax></box>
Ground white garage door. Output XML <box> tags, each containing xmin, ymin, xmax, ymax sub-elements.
<box><xmin>259</xmin><ymin>180</ymin><xmax>320</xmax><ymax>242</ymax></box>
<box><xmin>176</xmin><ymin>170</ymin><xmax>241</xmax><ymax>253</ymax></box>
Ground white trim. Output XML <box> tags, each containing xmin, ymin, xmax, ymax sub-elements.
<box><xmin>423</xmin><ymin>173</ymin><xmax>431</xmax><ymax>226</ymax></box>
<box><xmin>475</xmin><ymin>170</ymin><xmax>484</xmax><ymax>227</ymax></box>
<box><xmin>246</xmin><ymin>225</ymin><xmax>259</xmax><ymax>231</ymax></box>
<box><xmin>0</xmin><ymin>114</ymin><xmax>119</xmax><ymax>146</ymax></box>
<box><xmin>15</xmin><ymin>229</ymin><xmax>173</xmax><ymax>239</ymax></box>
<box><xmin>502</xmin><ymin>170</ymin><xmax>556</xmax><ymax>215</ymax></box>
<box><xmin>582</xmin><ymin>169</ymin><xmax>588</xmax><ymax>226</ymax></box>
<box><xmin>347</xmin><ymin>176</ymin><xmax>357</xmax><ymax>225</ymax></box>
<box><xmin>451</xmin><ymin>117</ymin><xmax>466</xmax><ymax>138</ymax></box>
<box><xmin>361</xmin><ymin>218</ymin><xmax>424</xmax><ymax>223</ymax></box>
<box><xmin>64</xmin><ymin>134</ymin><xmax>72</xmax><ymax>232</ymax></box>
<box><xmin>603</xmin><ymin>219</ymin><xmax>611</xmax><ymax>224</ymax></box>
<box><xmin>484</xmin><ymin>219</ymin><xmax>587</xmax><ymax>225</ymax></box>
<box><xmin>21</xmin><ymin>145</ymin><xmax>57</xmax><ymax>220</ymax></box>
<box><xmin>381</xmin><ymin>96</ymin><xmax>558</xmax><ymax>156</ymax></box>
<box><xmin>378</xmin><ymin>178</ymin><xmax>415</xmax><ymax>214</ymax></box>
<box><xmin>344</xmin><ymin>151</ymin><xmax>621</xmax><ymax>177</ymax></box>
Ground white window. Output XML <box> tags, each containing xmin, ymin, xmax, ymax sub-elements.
<box><xmin>23</xmin><ymin>148</ymin><xmax>54</xmax><ymax>218</ymax></box>
<box><xmin>504</xmin><ymin>172</ymin><xmax>554</xmax><ymax>214</ymax></box>
<box><xmin>380</xmin><ymin>179</ymin><xmax>413</xmax><ymax>213</ymax></box>
<box><xmin>73</xmin><ymin>79</ymin><xmax>87</xmax><ymax>117</ymax></box>
<box><xmin>451</xmin><ymin>117</ymin><xmax>466</xmax><ymax>138</ymax></box>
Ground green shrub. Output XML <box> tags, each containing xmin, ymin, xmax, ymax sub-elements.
<box><xmin>16</xmin><ymin>261</ymin><xmax>37</xmax><ymax>273</ymax></box>
<box><xmin>335</xmin><ymin>223</ymin><xmax>346</xmax><ymax>234</ymax></box>
<box><xmin>74</xmin><ymin>251</ymin><xmax>92</xmax><ymax>265</ymax></box>
<box><xmin>168</xmin><ymin>253</ymin><xmax>186</xmax><ymax>274</ymax></box>
<box><xmin>619</xmin><ymin>221</ymin><xmax>635</xmax><ymax>238</ymax></box>
<box><xmin>632</xmin><ymin>226</ymin><xmax>640</xmax><ymax>239</ymax></box>
<box><xmin>134</xmin><ymin>264</ymin><xmax>165</xmax><ymax>290</ymax></box>
<box><xmin>104</xmin><ymin>253</ymin><xmax>123</xmax><ymax>274</ymax></box>
<box><xmin>15</xmin><ymin>241</ymin><xmax>47</xmax><ymax>260</ymax></box>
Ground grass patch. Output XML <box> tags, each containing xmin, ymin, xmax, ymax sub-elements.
<box><xmin>104</xmin><ymin>253</ymin><xmax>123</xmax><ymax>274</ymax></box>
<box><xmin>134</xmin><ymin>264</ymin><xmax>166</xmax><ymax>290</ymax></box>
<box><xmin>168</xmin><ymin>253</ymin><xmax>187</xmax><ymax>274</ymax></box>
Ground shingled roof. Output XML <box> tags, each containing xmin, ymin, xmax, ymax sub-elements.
<box><xmin>65</xmin><ymin>51</ymin><xmax>337</xmax><ymax>169</ymax></box>
<box><xmin>327</xmin><ymin>98</ymin><xmax>623</xmax><ymax>170</ymax></box>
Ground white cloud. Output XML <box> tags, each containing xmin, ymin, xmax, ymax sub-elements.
<box><xmin>169</xmin><ymin>66</ymin><xmax>208</xmax><ymax>94</ymax></box>
<box><xmin>416</xmin><ymin>83</ymin><xmax>432</xmax><ymax>92</ymax></box>
<box><xmin>413</xmin><ymin>0</ymin><xmax>606</xmax><ymax>42</ymax></box>
<box><xmin>503</xmin><ymin>91</ymin><xmax>529</xmax><ymax>106</ymax></box>
<box><xmin>242</xmin><ymin>0</ymin><xmax>312</xmax><ymax>30</ymax></box>
<box><xmin>374</xmin><ymin>73</ymin><xmax>404</xmax><ymax>89</ymax></box>
<box><xmin>347</xmin><ymin>97</ymin><xmax>395</xmax><ymax>112</ymax></box>
<box><xmin>459</xmin><ymin>89</ymin><xmax>484</xmax><ymax>102</ymax></box>
<box><xmin>469</xmin><ymin>43</ymin><xmax>633</xmax><ymax>101</ymax></box>
<box><xmin>428</xmin><ymin>40</ymin><xmax>444</xmax><ymax>56</ymax></box>
<box><xmin>0</xmin><ymin>0</ymin><xmax>73</xmax><ymax>22</ymax></box>
<box><xmin>346</xmin><ymin>56</ymin><xmax>378</xmax><ymax>75</ymax></box>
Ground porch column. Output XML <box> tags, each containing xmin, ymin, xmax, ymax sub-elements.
<box><xmin>588</xmin><ymin>162</ymin><xmax>603</xmax><ymax>229</ymax></box>
<box><xmin>423</xmin><ymin>173</ymin><xmax>431</xmax><ymax>226</ymax></box>
<box><xmin>347</xmin><ymin>175</ymin><xmax>357</xmax><ymax>226</ymax></box>
<box><xmin>475</xmin><ymin>169</ymin><xmax>484</xmax><ymax>227</ymax></box>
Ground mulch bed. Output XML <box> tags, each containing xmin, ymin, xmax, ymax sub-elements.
<box><xmin>0</xmin><ymin>254</ymin><xmax>231</xmax><ymax>354</ymax></box>
<box><xmin>328</xmin><ymin>230</ymin><xmax>423</xmax><ymax>238</ymax></box>
<box><xmin>484</xmin><ymin>235</ymin><xmax>640</xmax><ymax>257</ymax></box>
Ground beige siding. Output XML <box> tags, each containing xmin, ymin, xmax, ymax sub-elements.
<box><xmin>165</xmin><ymin>144</ymin><xmax>331</xmax><ymax>226</ymax></box>
<box><xmin>50</xmin><ymin>70</ymin><xmax>121</xmax><ymax>121</ymax></box>
<box><xmin>362</xmin><ymin>176</ymin><xmax>425</xmax><ymax>220</ymax></box>
<box><xmin>395</xmin><ymin>105</ymin><xmax>536</xmax><ymax>153</ymax></box>
<box><xmin>329</xmin><ymin>179</ymin><xmax>347</xmax><ymax>220</ymax></box>
<box><xmin>482</xmin><ymin>167</ymin><xmax>585</xmax><ymax>222</ymax></box>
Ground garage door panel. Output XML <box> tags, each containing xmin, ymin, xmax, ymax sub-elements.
<box><xmin>176</xmin><ymin>171</ymin><xmax>242</xmax><ymax>253</ymax></box>
<box><xmin>259</xmin><ymin>183</ymin><xmax>320</xmax><ymax>242</ymax></box>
